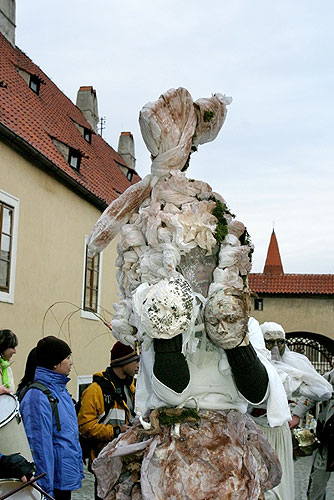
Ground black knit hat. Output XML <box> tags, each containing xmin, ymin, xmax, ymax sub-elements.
<box><xmin>36</xmin><ymin>336</ymin><xmax>71</xmax><ymax>370</ymax></box>
<box><xmin>110</xmin><ymin>341</ymin><xmax>139</xmax><ymax>367</ymax></box>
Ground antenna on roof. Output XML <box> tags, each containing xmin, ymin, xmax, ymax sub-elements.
<box><xmin>98</xmin><ymin>116</ymin><xmax>106</xmax><ymax>137</ymax></box>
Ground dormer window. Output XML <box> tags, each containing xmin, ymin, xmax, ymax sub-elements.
<box><xmin>127</xmin><ymin>170</ymin><xmax>133</xmax><ymax>182</ymax></box>
<box><xmin>84</xmin><ymin>128</ymin><xmax>92</xmax><ymax>143</ymax></box>
<box><xmin>29</xmin><ymin>75</ymin><xmax>41</xmax><ymax>95</ymax></box>
<box><xmin>68</xmin><ymin>148</ymin><xmax>82</xmax><ymax>171</ymax></box>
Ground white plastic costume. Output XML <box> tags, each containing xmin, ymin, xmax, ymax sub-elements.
<box><xmin>249</xmin><ymin>321</ymin><xmax>333</xmax><ymax>500</ymax></box>
<box><xmin>88</xmin><ymin>88</ymin><xmax>288</xmax><ymax>500</ymax></box>
<box><xmin>261</xmin><ymin>322</ymin><xmax>332</xmax><ymax>402</ymax></box>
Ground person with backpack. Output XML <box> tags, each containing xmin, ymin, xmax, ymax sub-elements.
<box><xmin>77</xmin><ymin>341</ymin><xmax>139</xmax><ymax>500</ymax></box>
<box><xmin>16</xmin><ymin>346</ymin><xmax>37</xmax><ymax>399</ymax></box>
<box><xmin>20</xmin><ymin>336</ymin><xmax>83</xmax><ymax>500</ymax></box>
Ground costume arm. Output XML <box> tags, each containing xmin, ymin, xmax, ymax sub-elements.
<box><xmin>20</xmin><ymin>390</ymin><xmax>54</xmax><ymax>495</ymax></box>
<box><xmin>78</xmin><ymin>383</ymin><xmax>118</xmax><ymax>441</ymax></box>
<box><xmin>225</xmin><ymin>344</ymin><xmax>269</xmax><ymax>404</ymax></box>
<box><xmin>292</xmin><ymin>396</ymin><xmax>316</xmax><ymax>418</ymax></box>
<box><xmin>153</xmin><ymin>335</ymin><xmax>190</xmax><ymax>393</ymax></box>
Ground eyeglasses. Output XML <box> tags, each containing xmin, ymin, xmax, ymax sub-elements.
<box><xmin>265</xmin><ymin>339</ymin><xmax>285</xmax><ymax>349</ymax></box>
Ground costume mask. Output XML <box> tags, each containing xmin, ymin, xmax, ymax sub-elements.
<box><xmin>204</xmin><ymin>288</ymin><xmax>248</xmax><ymax>349</ymax></box>
<box><xmin>265</xmin><ymin>338</ymin><xmax>286</xmax><ymax>358</ymax></box>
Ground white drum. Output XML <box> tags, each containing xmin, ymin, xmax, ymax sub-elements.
<box><xmin>0</xmin><ymin>479</ymin><xmax>42</xmax><ymax>499</ymax></box>
<box><xmin>0</xmin><ymin>393</ymin><xmax>33</xmax><ymax>462</ymax></box>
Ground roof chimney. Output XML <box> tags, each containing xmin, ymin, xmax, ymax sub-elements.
<box><xmin>118</xmin><ymin>131</ymin><xmax>136</xmax><ymax>170</ymax></box>
<box><xmin>0</xmin><ymin>0</ymin><xmax>16</xmax><ymax>46</ymax></box>
<box><xmin>76</xmin><ymin>86</ymin><xmax>99</xmax><ymax>133</ymax></box>
<box><xmin>263</xmin><ymin>229</ymin><xmax>284</xmax><ymax>275</ymax></box>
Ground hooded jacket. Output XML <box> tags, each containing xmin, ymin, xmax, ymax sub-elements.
<box><xmin>20</xmin><ymin>366</ymin><xmax>83</xmax><ymax>495</ymax></box>
<box><xmin>77</xmin><ymin>368</ymin><xmax>136</xmax><ymax>464</ymax></box>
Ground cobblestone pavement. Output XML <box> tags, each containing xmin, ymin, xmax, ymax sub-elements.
<box><xmin>294</xmin><ymin>455</ymin><xmax>334</xmax><ymax>500</ymax></box>
<box><xmin>72</xmin><ymin>456</ymin><xmax>334</xmax><ymax>499</ymax></box>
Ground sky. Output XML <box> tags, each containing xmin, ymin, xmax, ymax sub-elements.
<box><xmin>15</xmin><ymin>0</ymin><xmax>334</xmax><ymax>273</ymax></box>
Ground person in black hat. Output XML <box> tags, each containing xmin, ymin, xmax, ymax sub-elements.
<box><xmin>20</xmin><ymin>336</ymin><xmax>83</xmax><ymax>500</ymax></box>
<box><xmin>77</xmin><ymin>340</ymin><xmax>139</xmax><ymax>500</ymax></box>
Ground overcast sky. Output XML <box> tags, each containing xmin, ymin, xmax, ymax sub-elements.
<box><xmin>16</xmin><ymin>0</ymin><xmax>334</xmax><ymax>273</ymax></box>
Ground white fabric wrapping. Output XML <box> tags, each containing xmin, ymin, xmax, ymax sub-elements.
<box><xmin>261</xmin><ymin>322</ymin><xmax>285</xmax><ymax>340</ymax></box>
<box><xmin>134</xmin><ymin>318</ymin><xmax>291</xmax><ymax>429</ymax></box>
<box><xmin>260</xmin><ymin>322</ymin><xmax>333</xmax><ymax>401</ymax></box>
<box><xmin>260</xmin><ymin>422</ymin><xmax>294</xmax><ymax>500</ymax></box>
<box><xmin>248</xmin><ymin>317</ymin><xmax>291</xmax><ymax>427</ymax></box>
<box><xmin>87</xmin><ymin>88</ymin><xmax>231</xmax><ymax>258</ymax></box>
<box><xmin>272</xmin><ymin>348</ymin><xmax>332</xmax><ymax>401</ymax></box>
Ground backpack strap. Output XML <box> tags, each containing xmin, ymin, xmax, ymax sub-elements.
<box><xmin>23</xmin><ymin>382</ymin><xmax>61</xmax><ymax>432</ymax></box>
<box><xmin>93</xmin><ymin>375</ymin><xmax>122</xmax><ymax>424</ymax></box>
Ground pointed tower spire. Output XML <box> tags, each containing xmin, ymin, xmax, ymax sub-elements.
<box><xmin>263</xmin><ymin>229</ymin><xmax>284</xmax><ymax>275</ymax></box>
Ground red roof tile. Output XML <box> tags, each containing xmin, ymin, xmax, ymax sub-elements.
<box><xmin>250</xmin><ymin>230</ymin><xmax>334</xmax><ymax>294</ymax></box>
<box><xmin>249</xmin><ymin>273</ymin><xmax>334</xmax><ymax>295</ymax></box>
<box><xmin>0</xmin><ymin>33</ymin><xmax>141</xmax><ymax>207</ymax></box>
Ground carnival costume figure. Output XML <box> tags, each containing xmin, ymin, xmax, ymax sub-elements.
<box><xmin>86</xmin><ymin>88</ymin><xmax>291</xmax><ymax>500</ymax></box>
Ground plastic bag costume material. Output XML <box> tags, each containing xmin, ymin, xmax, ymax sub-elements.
<box><xmin>260</xmin><ymin>322</ymin><xmax>332</xmax><ymax>402</ymax></box>
<box><xmin>87</xmin><ymin>88</ymin><xmax>287</xmax><ymax>500</ymax></box>
<box><xmin>248</xmin><ymin>322</ymin><xmax>333</xmax><ymax>500</ymax></box>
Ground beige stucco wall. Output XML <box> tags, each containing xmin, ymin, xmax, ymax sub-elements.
<box><xmin>0</xmin><ymin>140</ymin><xmax>122</xmax><ymax>396</ymax></box>
<box><xmin>251</xmin><ymin>295</ymin><xmax>334</xmax><ymax>340</ymax></box>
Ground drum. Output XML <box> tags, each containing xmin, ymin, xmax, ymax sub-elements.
<box><xmin>0</xmin><ymin>479</ymin><xmax>42</xmax><ymax>499</ymax></box>
<box><xmin>0</xmin><ymin>393</ymin><xmax>33</xmax><ymax>461</ymax></box>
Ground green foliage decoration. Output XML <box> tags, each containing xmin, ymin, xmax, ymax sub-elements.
<box><xmin>211</xmin><ymin>196</ymin><xmax>229</xmax><ymax>242</ymax></box>
<box><xmin>203</xmin><ymin>110</ymin><xmax>215</xmax><ymax>122</ymax></box>
<box><xmin>158</xmin><ymin>407</ymin><xmax>200</xmax><ymax>427</ymax></box>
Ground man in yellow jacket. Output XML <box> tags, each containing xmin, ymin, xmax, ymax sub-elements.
<box><xmin>78</xmin><ymin>341</ymin><xmax>139</xmax><ymax>499</ymax></box>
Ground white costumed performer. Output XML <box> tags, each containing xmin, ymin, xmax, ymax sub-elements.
<box><xmin>87</xmin><ymin>88</ymin><xmax>290</xmax><ymax>500</ymax></box>
<box><xmin>248</xmin><ymin>321</ymin><xmax>333</xmax><ymax>500</ymax></box>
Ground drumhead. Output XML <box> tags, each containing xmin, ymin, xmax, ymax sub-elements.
<box><xmin>0</xmin><ymin>393</ymin><xmax>18</xmax><ymax>427</ymax></box>
<box><xmin>0</xmin><ymin>479</ymin><xmax>42</xmax><ymax>499</ymax></box>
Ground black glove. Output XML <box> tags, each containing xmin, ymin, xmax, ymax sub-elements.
<box><xmin>153</xmin><ymin>335</ymin><xmax>190</xmax><ymax>393</ymax></box>
<box><xmin>0</xmin><ymin>453</ymin><xmax>35</xmax><ymax>480</ymax></box>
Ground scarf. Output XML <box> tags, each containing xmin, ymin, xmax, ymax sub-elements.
<box><xmin>0</xmin><ymin>357</ymin><xmax>10</xmax><ymax>388</ymax></box>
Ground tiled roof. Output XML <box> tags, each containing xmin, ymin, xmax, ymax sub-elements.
<box><xmin>249</xmin><ymin>230</ymin><xmax>334</xmax><ymax>295</ymax></box>
<box><xmin>0</xmin><ymin>33</ymin><xmax>140</xmax><ymax>207</ymax></box>
<box><xmin>249</xmin><ymin>273</ymin><xmax>334</xmax><ymax>295</ymax></box>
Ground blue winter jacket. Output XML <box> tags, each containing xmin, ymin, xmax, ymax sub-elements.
<box><xmin>20</xmin><ymin>367</ymin><xmax>83</xmax><ymax>495</ymax></box>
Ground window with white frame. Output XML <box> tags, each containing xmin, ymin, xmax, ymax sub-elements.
<box><xmin>76</xmin><ymin>375</ymin><xmax>93</xmax><ymax>401</ymax></box>
<box><xmin>81</xmin><ymin>237</ymin><xmax>102</xmax><ymax>319</ymax></box>
<box><xmin>0</xmin><ymin>191</ymin><xmax>19</xmax><ymax>303</ymax></box>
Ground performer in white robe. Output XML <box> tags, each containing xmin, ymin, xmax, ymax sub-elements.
<box><xmin>248</xmin><ymin>321</ymin><xmax>332</xmax><ymax>500</ymax></box>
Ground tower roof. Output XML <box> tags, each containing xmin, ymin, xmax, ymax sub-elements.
<box><xmin>263</xmin><ymin>229</ymin><xmax>284</xmax><ymax>275</ymax></box>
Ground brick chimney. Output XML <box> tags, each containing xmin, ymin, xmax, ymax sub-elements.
<box><xmin>0</xmin><ymin>0</ymin><xmax>16</xmax><ymax>46</ymax></box>
<box><xmin>76</xmin><ymin>86</ymin><xmax>99</xmax><ymax>133</ymax></box>
<box><xmin>118</xmin><ymin>131</ymin><xmax>136</xmax><ymax>171</ymax></box>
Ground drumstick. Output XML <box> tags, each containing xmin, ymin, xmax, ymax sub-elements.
<box><xmin>31</xmin><ymin>480</ymin><xmax>56</xmax><ymax>500</ymax></box>
<box><xmin>0</xmin><ymin>473</ymin><xmax>55</xmax><ymax>500</ymax></box>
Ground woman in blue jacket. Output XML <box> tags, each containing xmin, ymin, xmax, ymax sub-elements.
<box><xmin>20</xmin><ymin>336</ymin><xmax>83</xmax><ymax>500</ymax></box>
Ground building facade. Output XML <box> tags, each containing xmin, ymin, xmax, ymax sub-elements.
<box><xmin>249</xmin><ymin>230</ymin><xmax>334</xmax><ymax>371</ymax></box>
<box><xmin>0</xmin><ymin>3</ymin><xmax>140</xmax><ymax>395</ymax></box>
